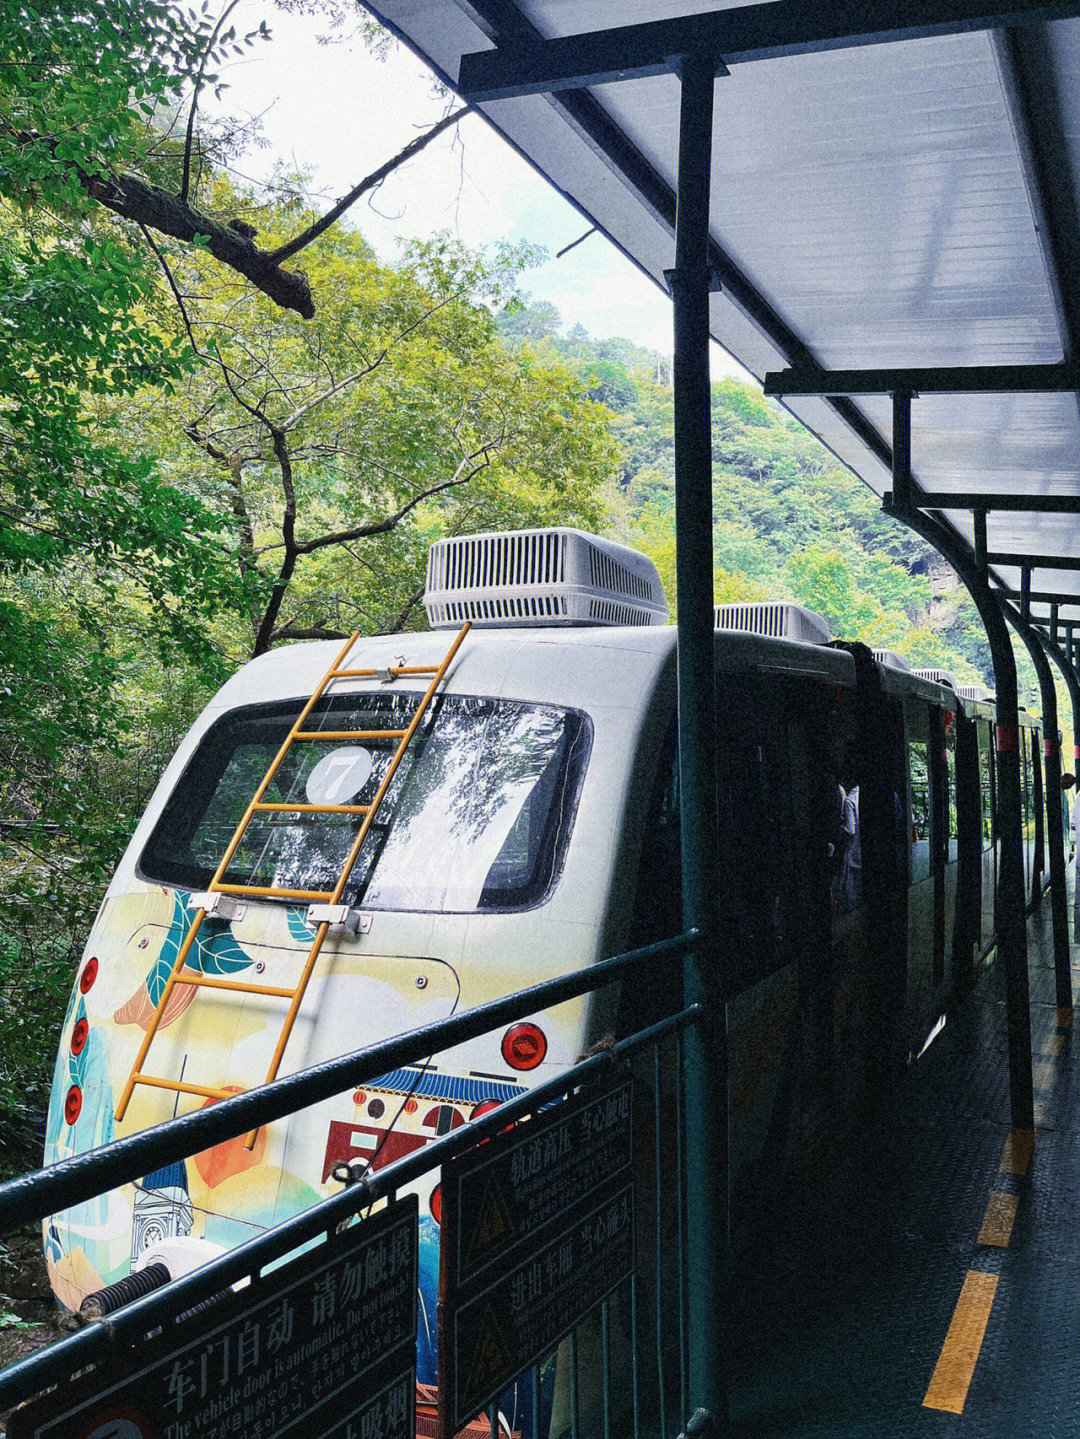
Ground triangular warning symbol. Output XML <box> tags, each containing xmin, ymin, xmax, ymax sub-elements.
<box><xmin>461</xmin><ymin>1300</ymin><xmax>514</xmax><ymax>1412</ymax></box>
<box><xmin>463</xmin><ymin>1176</ymin><xmax>512</xmax><ymax>1272</ymax></box>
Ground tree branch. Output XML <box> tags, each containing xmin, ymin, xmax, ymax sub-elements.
<box><xmin>138</xmin><ymin>222</ymin><xmax>200</xmax><ymax>354</ymax></box>
<box><xmin>387</xmin><ymin>585</ymin><xmax>426</xmax><ymax>633</ymax></box>
<box><xmin>251</xmin><ymin>426</ymin><xmax>299</xmax><ymax>655</ymax></box>
<box><xmin>266</xmin><ymin>106</ymin><xmax>471</xmax><ymax>266</ymax></box>
<box><xmin>78</xmin><ymin>160</ymin><xmax>316</xmax><ymax>316</ymax></box>
<box><xmin>269</xmin><ymin>622</ymin><xmax>349</xmax><ymax>644</ymax></box>
<box><xmin>293</xmin><ymin>441</ymin><xmax>501</xmax><ymax>555</ymax></box>
<box><xmin>181</xmin><ymin>0</ymin><xmax>244</xmax><ymax>205</ymax></box>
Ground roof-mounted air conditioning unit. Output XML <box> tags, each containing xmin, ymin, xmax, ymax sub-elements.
<box><xmin>956</xmin><ymin>684</ymin><xmax>993</xmax><ymax>702</ymax></box>
<box><xmin>873</xmin><ymin>649</ymin><xmax>912</xmax><ymax>672</ymax></box>
<box><xmin>714</xmin><ymin>601</ymin><xmax>831</xmax><ymax>647</ymax></box>
<box><xmin>424</xmin><ymin>529</ymin><xmax>669</xmax><ymax>629</ymax></box>
<box><xmin>914</xmin><ymin>667</ymin><xmax>958</xmax><ymax>689</ymax></box>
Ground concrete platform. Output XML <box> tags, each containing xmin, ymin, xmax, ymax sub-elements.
<box><xmin>731</xmin><ymin>881</ymin><xmax>1080</xmax><ymax>1436</ymax></box>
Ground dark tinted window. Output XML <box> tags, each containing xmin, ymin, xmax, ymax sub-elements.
<box><xmin>909</xmin><ymin>740</ymin><xmax>931</xmax><ymax>884</ymax></box>
<box><xmin>978</xmin><ymin>724</ymin><xmax>993</xmax><ymax>845</ymax></box>
<box><xmin>140</xmin><ymin>693</ymin><xmax>590</xmax><ymax>912</ymax></box>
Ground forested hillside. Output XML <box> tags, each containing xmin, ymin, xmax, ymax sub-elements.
<box><xmin>501</xmin><ymin>302</ymin><xmax>1001</xmax><ymax>690</ymax></box>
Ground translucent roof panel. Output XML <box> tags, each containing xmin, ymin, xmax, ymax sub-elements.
<box><xmin>371</xmin><ymin>0</ymin><xmax>1080</xmax><ymax>613</ymax></box>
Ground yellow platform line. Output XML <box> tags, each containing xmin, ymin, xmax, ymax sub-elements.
<box><xmin>923</xmin><ymin>1270</ymin><xmax>999</xmax><ymax>1414</ymax></box>
<box><xmin>977</xmin><ymin>1192</ymin><xmax>1019</xmax><ymax>1248</ymax></box>
<box><xmin>1000</xmin><ymin>1128</ymin><xmax>1035</xmax><ymax>1176</ymax></box>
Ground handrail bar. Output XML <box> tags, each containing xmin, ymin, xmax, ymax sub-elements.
<box><xmin>0</xmin><ymin>1004</ymin><xmax>702</xmax><ymax>1415</ymax></box>
<box><xmin>0</xmin><ymin>929</ymin><xmax>699</xmax><ymax>1233</ymax></box>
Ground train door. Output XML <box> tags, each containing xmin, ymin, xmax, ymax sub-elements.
<box><xmin>718</xmin><ymin>674</ymin><xmax>807</xmax><ymax>1212</ymax></box>
<box><xmin>928</xmin><ymin>706</ymin><xmax>948</xmax><ymax>990</ymax></box>
<box><xmin>1032</xmin><ymin>724</ymin><xmax>1046</xmax><ymax>892</ymax></box>
<box><xmin>942</xmin><ymin>709</ymin><xmax>960</xmax><ymax>985</ymax></box>
<box><xmin>1019</xmin><ymin>727</ymin><xmax>1034</xmax><ymax>901</ymax></box>
<box><xmin>906</xmin><ymin>700</ymin><xmax>936</xmax><ymax>1041</ymax></box>
<box><xmin>978</xmin><ymin>719</ymin><xmax>996</xmax><ymax>953</ymax></box>
<box><xmin>952</xmin><ymin>711</ymin><xmax>978</xmax><ymax>979</ymax></box>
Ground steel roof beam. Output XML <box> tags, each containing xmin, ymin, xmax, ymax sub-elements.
<box><xmin>458</xmin><ymin>0</ymin><xmax>1080</xmax><ymax>100</ymax></box>
<box><xmin>764</xmin><ymin>361</ymin><xmax>1080</xmax><ymax>396</ymax></box>
<box><xmin>884</xmin><ymin>491</ymin><xmax>1080</xmax><ymax>512</ymax></box>
<box><xmin>987</xmin><ymin>552</ymin><xmax>1080</xmax><ymax>569</ymax></box>
<box><xmin>1000</xmin><ymin>588</ymin><xmax>1080</xmax><ymax>605</ymax></box>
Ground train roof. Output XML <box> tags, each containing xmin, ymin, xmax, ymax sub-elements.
<box><xmin>206</xmin><ymin>624</ymin><xmax>856</xmax><ymax>722</ymax></box>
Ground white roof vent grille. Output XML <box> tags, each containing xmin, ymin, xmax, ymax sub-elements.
<box><xmin>957</xmin><ymin>684</ymin><xmax>993</xmax><ymax>702</ymax></box>
<box><xmin>914</xmin><ymin>667</ymin><xmax>958</xmax><ymax>690</ymax></box>
<box><xmin>714</xmin><ymin>601</ymin><xmax>830</xmax><ymax>647</ymax></box>
<box><xmin>424</xmin><ymin>528</ymin><xmax>669</xmax><ymax>629</ymax></box>
<box><xmin>873</xmin><ymin>649</ymin><xmax>912</xmax><ymax>672</ymax></box>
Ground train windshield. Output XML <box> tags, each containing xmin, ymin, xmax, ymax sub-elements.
<box><xmin>139</xmin><ymin>693</ymin><xmax>590</xmax><ymax>912</ymax></box>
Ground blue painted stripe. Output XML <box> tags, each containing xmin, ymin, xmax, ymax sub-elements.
<box><xmin>368</xmin><ymin>1067</ymin><xmax>523</xmax><ymax>1104</ymax></box>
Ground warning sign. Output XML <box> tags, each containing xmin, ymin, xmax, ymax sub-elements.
<box><xmin>9</xmin><ymin>1199</ymin><xmax>418</xmax><ymax>1439</ymax></box>
<box><xmin>447</xmin><ymin>1075</ymin><xmax>633</xmax><ymax>1289</ymax></box>
<box><xmin>438</xmin><ymin>1078</ymin><xmax>635</xmax><ymax>1437</ymax></box>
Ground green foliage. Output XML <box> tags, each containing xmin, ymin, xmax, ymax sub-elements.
<box><xmin>500</xmin><ymin>301</ymin><xmax>992</xmax><ymax>682</ymax></box>
<box><xmin>113</xmin><ymin>205</ymin><xmax>615</xmax><ymax>653</ymax></box>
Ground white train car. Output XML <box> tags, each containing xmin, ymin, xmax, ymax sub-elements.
<box><xmin>42</xmin><ymin>531</ymin><xmax>678</xmax><ymax>1366</ymax></box>
<box><xmin>45</xmin><ymin>526</ymin><xmax>1007</xmax><ymax>1413</ymax></box>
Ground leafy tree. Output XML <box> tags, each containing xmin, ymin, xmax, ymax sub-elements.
<box><xmin>113</xmin><ymin>208</ymin><xmax>616</xmax><ymax>654</ymax></box>
<box><xmin>2</xmin><ymin>0</ymin><xmax>472</xmax><ymax>315</ymax></box>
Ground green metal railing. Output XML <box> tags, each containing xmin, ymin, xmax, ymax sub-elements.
<box><xmin>0</xmin><ymin>930</ymin><xmax>701</xmax><ymax>1433</ymax></box>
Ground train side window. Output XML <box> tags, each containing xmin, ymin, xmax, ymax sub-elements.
<box><xmin>909</xmin><ymin>740</ymin><xmax>931</xmax><ymax>883</ymax></box>
<box><xmin>945</xmin><ymin>720</ymin><xmax>958</xmax><ymax>863</ymax></box>
<box><xmin>1023</xmin><ymin>728</ymin><xmax>1037</xmax><ymax>838</ymax></box>
<box><xmin>978</xmin><ymin>724</ymin><xmax>993</xmax><ymax>846</ymax></box>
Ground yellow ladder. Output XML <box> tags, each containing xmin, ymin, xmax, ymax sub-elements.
<box><xmin>114</xmin><ymin>623</ymin><xmax>470</xmax><ymax>1131</ymax></box>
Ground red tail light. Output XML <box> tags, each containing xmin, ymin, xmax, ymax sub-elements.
<box><xmin>64</xmin><ymin>1087</ymin><xmax>83</xmax><ymax>1125</ymax></box>
<box><xmin>472</xmin><ymin>1099</ymin><xmax>502</xmax><ymax>1120</ymax></box>
<box><xmin>429</xmin><ymin>1185</ymin><xmax>442</xmax><ymax>1224</ymax></box>
<box><xmin>501</xmin><ymin>1023</ymin><xmax>547</xmax><ymax>1071</ymax></box>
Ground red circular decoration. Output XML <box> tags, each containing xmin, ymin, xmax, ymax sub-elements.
<box><xmin>404</xmin><ymin>1098</ymin><xmax>418</xmax><ymax>1114</ymax></box>
<box><xmin>429</xmin><ymin>1185</ymin><xmax>442</xmax><ymax>1224</ymax></box>
<box><xmin>79</xmin><ymin>958</ymin><xmax>99</xmax><ymax>993</ymax></box>
<box><xmin>501</xmin><ymin>1023</ymin><xmax>547</xmax><ymax>1071</ymax></box>
<box><xmin>64</xmin><ymin>1086</ymin><xmax>83</xmax><ymax>1125</ymax></box>
<box><xmin>70</xmin><ymin>1018</ymin><xmax>89</xmax><ymax>1056</ymax></box>
<box><xmin>472</xmin><ymin>1099</ymin><xmax>502</xmax><ymax>1120</ymax></box>
<box><xmin>352</xmin><ymin>1089</ymin><xmax>366</xmax><ymax>1106</ymax></box>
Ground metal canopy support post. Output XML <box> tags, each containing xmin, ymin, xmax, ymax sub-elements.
<box><xmin>887</xmin><ymin>506</ymin><xmax>1035</xmax><ymax>1134</ymax></box>
<box><xmin>974</xmin><ymin>509</ymin><xmax>988</xmax><ymax>573</ymax></box>
<box><xmin>892</xmin><ymin>391</ymin><xmax>913</xmax><ymax>511</ymax></box>
<box><xmin>1003</xmin><ymin>602</ymin><xmax>1071</xmax><ymax>1007</ymax></box>
<box><xmin>670</xmin><ymin>48</ymin><xmax>728</xmax><ymax>1439</ymax></box>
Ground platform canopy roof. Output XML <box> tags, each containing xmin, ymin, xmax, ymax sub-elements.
<box><xmin>368</xmin><ymin>0</ymin><xmax>1080</xmax><ymax>626</ymax></box>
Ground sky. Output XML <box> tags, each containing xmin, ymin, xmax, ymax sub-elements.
<box><xmin>210</xmin><ymin>3</ymin><xmax>750</xmax><ymax>376</ymax></box>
